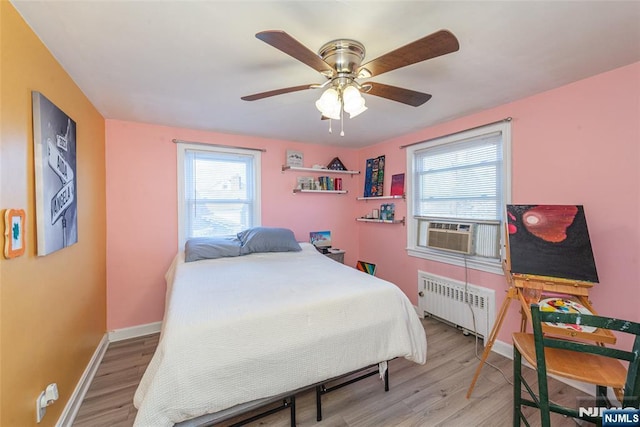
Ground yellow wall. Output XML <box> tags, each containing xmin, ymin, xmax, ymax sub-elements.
<box><xmin>0</xmin><ymin>2</ymin><xmax>106</xmax><ymax>425</ymax></box>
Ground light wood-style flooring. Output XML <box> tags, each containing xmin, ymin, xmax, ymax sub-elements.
<box><xmin>73</xmin><ymin>317</ymin><xmax>590</xmax><ymax>427</ymax></box>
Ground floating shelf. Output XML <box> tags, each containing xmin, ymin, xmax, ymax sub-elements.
<box><xmin>356</xmin><ymin>217</ymin><xmax>405</xmax><ymax>225</ymax></box>
<box><xmin>282</xmin><ymin>166</ymin><xmax>360</xmax><ymax>175</ymax></box>
<box><xmin>356</xmin><ymin>195</ymin><xmax>405</xmax><ymax>201</ymax></box>
<box><xmin>293</xmin><ymin>189</ymin><xmax>348</xmax><ymax>194</ymax></box>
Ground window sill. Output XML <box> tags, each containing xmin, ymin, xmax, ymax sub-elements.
<box><xmin>406</xmin><ymin>248</ymin><xmax>505</xmax><ymax>276</ymax></box>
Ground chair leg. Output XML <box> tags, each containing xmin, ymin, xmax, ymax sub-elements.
<box><xmin>595</xmin><ymin>385</ymin><xmax>608</xmax><ymax>427</ymax></box>
<box><xmin>534</xmin><ymin>360</ymin><xmax>551</xmax><ymax>427</ymax></box>
<box><xmin>513</xmin><ymin>347</ymin><xmax>522</xmax><ymax>427</ymax></box>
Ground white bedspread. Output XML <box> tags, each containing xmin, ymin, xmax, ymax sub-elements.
<box><xmin>133</xmin><ymin>243</ymin><xmax>426</xmax><ymax>426</ymax></box>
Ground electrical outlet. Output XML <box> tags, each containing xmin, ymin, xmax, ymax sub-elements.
<box><xmin>36</xmin><ymin>383</ymin><xmax>58</xmax><ymax>423</ymax></box>
<box><xmin>36</xmin><ymin>391</ymin><xmax>46</xmax><ymax>423</ymax></box>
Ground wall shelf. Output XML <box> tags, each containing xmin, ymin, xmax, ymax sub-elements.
<box><xmin>282</xmin><ymin>165</ymin><xmax>360</xmax><ymax>175</ymax></box>
<box><xmin>356</xmin><ymin>217</ymin><xmax>405</xmax><ymax>225</ymax></box>
<box><xmin>356</xmin><ymin>195</ymin><xmax>405</xmax><ymax>201</ymax></box>
<box><xmin>293</xmin><ymin>189</ymin><xmax>348</xmax><ymax>194</ymax></box>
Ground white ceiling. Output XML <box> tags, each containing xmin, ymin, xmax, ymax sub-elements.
<box><xmin>11</xmin><ymin>1</ymin><xmax>640</xmax><ymax>148</ymax></box>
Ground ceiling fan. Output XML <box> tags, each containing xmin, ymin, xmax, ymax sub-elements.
<box><xmin>241</xmin><ymin>29</ymin><xmax>459</xmax><ymax>131</ymax></box>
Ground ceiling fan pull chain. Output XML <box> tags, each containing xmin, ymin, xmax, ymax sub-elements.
<box><xmin>340</xmin><ymin>99</ymin><xmax>345</xmax><ymax>136</ymax></box>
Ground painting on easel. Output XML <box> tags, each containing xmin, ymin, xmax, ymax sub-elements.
<box><xmin>506</xmin><ymin>204</ymin><xmax>598</xmax><ymax>283</ymax></box>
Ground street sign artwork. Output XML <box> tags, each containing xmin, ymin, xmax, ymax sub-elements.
<box><xmin>33</xmin><ymin>92</ymin><xmax>78</xmax><ymax>255</ymax></box>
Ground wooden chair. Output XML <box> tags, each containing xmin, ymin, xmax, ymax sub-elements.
<box><xmin>513</xmin><ymin>304</ymin><xmax>640</xmax><ymax>426</ymax></box>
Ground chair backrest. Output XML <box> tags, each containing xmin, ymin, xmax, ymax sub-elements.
<box><xmin>530</xmin><ymin>304</ymin><xmax>640</xmax><ymax>408</ymax></box>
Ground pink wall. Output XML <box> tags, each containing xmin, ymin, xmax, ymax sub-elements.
<box><xmin>107</xmin><ymin>62</ymin><xmax>639</xmax><ymax>350</ymax></box>
<box><xmin>357</xmin><ymin>62</ymin><xmax>640</xmax><ymax>346</ymax></box>
<box><xmin>106</xmin><ymin>122</ymin><xmax>359</xmax><ymax>329</ymax></box>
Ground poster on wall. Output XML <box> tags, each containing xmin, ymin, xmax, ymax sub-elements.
<box><xmin>506</xmin><ymin>204</ymin><xmax>598</xmax><ymax>283</ymax></box>
<box><xmin>363</xmin><ymin>155</ymin><xmax>385</xmax><ymax>197</ymax></box>
<box><xmin>32</xmin><ymin>91</ymin><xmax>78</xmax><ymax>256</ymax></box>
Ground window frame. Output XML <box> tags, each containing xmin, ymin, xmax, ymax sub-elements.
<box><xmin>176</xmin><ymin>143</ymin><xmax>261</xmax><ymax>249</ymax></box>
<box><xmin>405</xmin><ymin>121</ymin><xmax>511</xmax><ymax>275</ymax></box>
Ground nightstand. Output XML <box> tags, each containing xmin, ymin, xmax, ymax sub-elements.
<box><xmin>324</xmin><ymin>250</ymin><xmax>345</xmax><ymax>264</ymax></box>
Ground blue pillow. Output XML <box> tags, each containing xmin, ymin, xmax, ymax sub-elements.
<box><xmin>237</xmin><ymin>227</ymin><xmax>302</xmax><ymax>255</ymax></box>
<box><xmin>185</xmin><ymin>237</ymin><xmax>242</xmax><ymax>262</ymax></box>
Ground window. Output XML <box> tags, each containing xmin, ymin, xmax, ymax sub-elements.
<box><xmin>406</xmin><ymin>121</ymin><xmax>511</xmax><ymax>274</ymax></box>
<box><xmin>177</xmin><ymin>143</ymin><xmax>261</xmax><ymax>248</ymax></box>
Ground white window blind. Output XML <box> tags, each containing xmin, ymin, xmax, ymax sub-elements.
<box><xmin>178</xmin><ymin>144</ymin><xmax>261</xmax><ymax>247</ymax></box>
<box><xmin>406</xmin><ymin>120</ymin><xmax>511</xmax><ymax>274</ymax></box>
<box><xmin>414</xmin><ymin>131</ymin><xmax>502</xmax><ymax>221</ymax></box>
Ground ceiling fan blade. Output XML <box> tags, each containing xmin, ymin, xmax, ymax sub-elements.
<box><xmin>357</xmin><ymin>30</ymin><xmax>459</xmax><ymax>78</ymax></box>
<box><xmin>256</xmin><ymin>30</ymin><xmax>335</xmax><ymax>77</ymax></box>
<box><xmin>365</xmin><ymin>82</ymin><xmax>432</xmax><ymax>106</ymax></box>
<box><xmin>241</xmin><ymin>84</ymin><xmax>314</xmax><ymax>101</ymax></box>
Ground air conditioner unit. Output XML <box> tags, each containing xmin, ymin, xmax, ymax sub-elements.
<box><xmin>426</xmin><ymin>222</ymin><xmax>474</xmax><ymax>254</ymax></box>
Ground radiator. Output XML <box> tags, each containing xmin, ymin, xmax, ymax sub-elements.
<box><xmin>418</xmin><ymin>271</ymin><xmax>495</xmax><ymax>341</ymax></box>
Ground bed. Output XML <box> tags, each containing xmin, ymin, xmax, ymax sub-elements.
<box><xmin>133</xmin><ymin>230</ymin><xmax>426</xmax><ymax>427</ymax></box>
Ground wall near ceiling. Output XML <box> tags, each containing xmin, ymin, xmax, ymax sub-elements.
<box><xmin>0</xmin><ymin>2</ymin><xmax>106</xmax><ymax>426</ymax></box>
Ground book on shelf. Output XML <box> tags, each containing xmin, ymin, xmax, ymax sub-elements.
<box><xmin>380</xmin><ymin>203</ymin><xmax>395</xmax><ymax>221</ymax></box>
<box><xmin>390</xmin><ymin>173</ymin><xmax>405</xmax><ymax>196</ymax></box>
<box><xmin>314</xmin><ymin>176</ymin><xmax>343</xmax><ymax>191</ymax></box>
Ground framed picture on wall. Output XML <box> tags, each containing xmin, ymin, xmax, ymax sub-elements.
<box><xmin>4</xmin><ymin>209</ymin><xmax>26</xmax><ymax>259</ymax></box>
<box><xmin>32</xmin><ymin>91</ymin><xmax>78</xmax><ymax>256</ymax></box>
<box><xmin>286</xmin><ymin>150</ymin><xmax>304</xmax><ymax>167</ymax></box>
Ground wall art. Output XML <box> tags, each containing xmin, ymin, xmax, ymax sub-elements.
<box><xmin>506</xmin><ymin>204</ymin><xmax>598</xmax><ymax>283</ymax></box>
<box><xmin>4</xmin><ymin>209</ymin><xmax>26</xmax><ymax>258</ymax></box>
<box><xmin>32</xmin><ymin>91</ymin><xmax>78</xmax><ymax>255</ymax></box>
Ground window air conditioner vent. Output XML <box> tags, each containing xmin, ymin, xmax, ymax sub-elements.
<box><xmin>426</xmin><ymin>222</ymin><xmax>474</xmax><ymax>254</ymax></box>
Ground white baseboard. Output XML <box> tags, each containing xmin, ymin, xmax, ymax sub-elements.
<box><xmin>491</xmin><ymin>338</ymin><xmax>513</xmax><ymax>359</ymax></box>
<box><xmin>56</xmin><ymin>334</ymin><xmax>109</xmax><ymax>427</ymax></box>
<box><xmin>108</xmin><ymin>321</ymin><xmax>162</xmax><ymax>342</ymax></box>
<box><xmin>57</xmin><ymin>322</ymin><xmax>162</xmax><ymax>425</ymax></box>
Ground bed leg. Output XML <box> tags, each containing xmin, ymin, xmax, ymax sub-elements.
<box><xmin>228</xmin><ymin>396</ymin><xmax>296</xmax><ymax>427</ymax></box>
<box><xmin>289</xmin><ymin>395</ymin><xmax>296</xmax><ymax>427</ymax></box>
<box><xmin>315</xmin><ymin>385</ymin><xmax>324</xmax><ymax>421</ymax></box>
<box><xmin>384</xmin><ymin>364</ymin><xmax>390</xmax><ymax>392</ymax></box>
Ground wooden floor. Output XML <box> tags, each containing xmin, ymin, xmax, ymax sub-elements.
<box><xmin>73</xmin><ymin>317</ymin><xmax>590</xmax><ymax>427</ymax></box>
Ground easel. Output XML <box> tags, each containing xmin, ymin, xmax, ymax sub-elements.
<box><xmin>465</xmin><ymin>259</ymin><xmax>615</xmax><ymax>399</ymax></box>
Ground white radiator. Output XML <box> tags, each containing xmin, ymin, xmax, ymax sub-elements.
<box><xmin>418</xmin><ymin>271</ymin><xmax>495</xmax><ymax>341</ymax></box>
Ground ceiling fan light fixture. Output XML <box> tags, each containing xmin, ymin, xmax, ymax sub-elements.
<box><xmin>342</xmin><ymin>85</ymin><xmax>367</xmax><ymax>118</ymax></box>
<box><xmin>315</xmin><ymin>88</ymin><xmax>341</xmax><ymax>120</ymax></box>
<box><xmin>347</xmin><ymin>103</ymin><xmax>367</xmax><ymax>119</ymax></box>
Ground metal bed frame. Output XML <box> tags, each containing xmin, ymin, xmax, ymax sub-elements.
<box><xmin>315</xmin><ymin>362</ymin><xmax>390</xmax><ymax>422</ymax></box>
<box><xmin>177</xmin><ymin>361</ymin><xmax>391</xmax><ymax>427</ymax></box>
